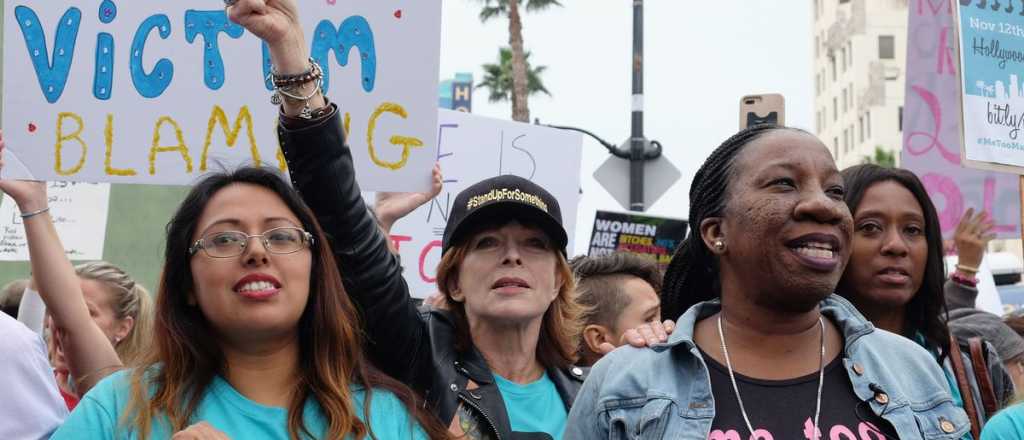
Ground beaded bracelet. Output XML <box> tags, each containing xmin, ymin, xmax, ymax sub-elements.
<box><xmin>950</xmin><ymin>271</ymin><xmax>978</xmax><ymax>288</ymax></box>
<box><xmin>271</xmin><ymin>58</ymin><xmax>323</xmax><ymax>88</ymax></box>
<box><xmin>267</xmin><ymin>58</ymin><xmax>325</xmax><ymax>119</ymax></box>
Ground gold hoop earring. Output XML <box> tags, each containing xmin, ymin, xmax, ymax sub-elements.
<box><xmin>713</xmin><ymin>240</ymin><xmax>725</xmax><ymax>251</ymax></box>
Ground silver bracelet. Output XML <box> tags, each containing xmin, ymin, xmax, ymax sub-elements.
<box><xmin>268</xmin><ymin>59</ymin><xmax>325</xmax><ymax>119</ymax></box>
<box><xmin>20</xmin><ymin>206</ymin><xmax>50</xmax><ymax>219</ymax></box>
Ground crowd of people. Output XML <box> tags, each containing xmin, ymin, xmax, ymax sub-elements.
<box><xmin>4</xmin><ymin>0</ymin><xmax>1024</xmax><ymax>439</ymax></box>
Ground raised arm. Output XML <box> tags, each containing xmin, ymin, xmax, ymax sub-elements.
<box><xmin>225</xmin><ymin>0</ymin><xmax>324</xmax><ymax>117</ymax></box>
<box><xmin>228</xmin><ymin>0</ymin><xmax>432</xmax><ymax>386</ymax></box>
<box><xmin>947</xmin><ymin>208</ymin><xmax>994</xmax><ymax>311</ymax></box>
<box><xmin>0</xmin><ymin>133</ymin><xmax>120</xmax><ymax>394</ymax></box>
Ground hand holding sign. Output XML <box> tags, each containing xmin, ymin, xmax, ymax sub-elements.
<box><xmin>226</xmin><ymin>0</ymin><xmax>301</xmax><ymax>48</ymax></box>
<box><xmin>0</xmin><ymin>132</ymin><xmax>48</xmax><ymax>214</ymax></box>
<box><xmin>375</xmin><ymin>163</ymin><xmax>442</xmax><ymax>233</ymax></box>
<box><xmin>227</xmin><ymin>0</ymin><xmax>324</xmax><ymax>117</ymax></box>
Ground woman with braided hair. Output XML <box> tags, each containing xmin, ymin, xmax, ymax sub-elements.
<box><xmin>564</xmin><ymin>125</ymin><xmax>969</xmax><ymax>439</ymax></box>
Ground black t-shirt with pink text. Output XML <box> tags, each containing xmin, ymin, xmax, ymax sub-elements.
<box><xmin>700</xmin><ymin>349</ymin><xmax>897</xmax><ymax>440</ymax></box>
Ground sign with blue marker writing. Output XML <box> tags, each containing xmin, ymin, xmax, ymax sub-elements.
<box><xmin>955</xmin><ymin>0</ymin><xmax>1024</xmax><ymax>172</ymax></box>
<box><xmin>2</xmin><ymin>1</ymin><xmax>442</xmax><ymax>192</ymax></box>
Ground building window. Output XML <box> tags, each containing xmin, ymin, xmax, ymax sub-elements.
<box><xmin>866</xmin><ymin>110</ymin><xmax>872</xmax><ymax>138</ymax></box>
<box><xmin>848</xmin><ymin>41</ymin><xmax>853</xmax><ymax>66</ymax></box>
<box><xmin>879</xmin><ymin>36</ymin><xmax>895</xmax><ymax>59</ymax></box>
<box><xmin>833</xmin><ymin>97</ymin><xmax>838</xmax><ymax>121</ymax></box>
<box><xmin>848</xmin><ymin>125</ymin><xmax>854</xmax><ymax>151</ymax></box>
<box><xmin>843</xmin><ymin>128</ymin><xmax>850</xmax><ymax>153</ymax></box>
<box><xmin>898</xmin><ymin>106</ymin><xmax>904</xmax><ymax>132</ymax></box>
<box><xmin>849</xmin><ymin>82</ymin><xmax>854</xmax><ymax>108</ymax></box>
<box><xmin>840</xmin><ymin>48</ymin><xmax>847</xmax><ymax>73</ymax></box>
<box><xmin>842</xmin><ymin>88</ymin><xmax>848</xmax><ymax>112</ymax></box>
<box><xmin>831</xmin><ymin>56</ymin><xmax>837</xmax><ymax>81</ymax></box>
<box><xmin>840</xmin><ymin>0</ymin><xmax>850</xmax><ymax>3</ymax></box>
<box><xmin>858</xmin><ymin>116</ymin><xmax>865</xmax><ymax>143</ymax></box>
<box><xmin>816</xmin><ymin>111</ymin><xmax>822</xmax><ymax>133</ymax></box>
<box><xmin>834</xmin><ymin>137</ymin><xmax>840</xmax><ymax>158</ymax></box>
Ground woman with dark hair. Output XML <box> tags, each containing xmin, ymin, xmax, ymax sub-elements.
<box><xmin>223</xmin><ymin>1</ymin><xmax>586</xmax><ymax>437</ymax></box>
<box><xmin>566</xmin><ymin>125</ymin><xmax>969</xmax><ymax>439</ymax></box>
<box><xmin>837</xmin><ymin>164</ymin><xmax>1014</xmax><ymax>436</ymax></box>
<box><xmin>49</xmin><ymin>166</ymin><xmax>448</xmax><ymax>439</ymax></box>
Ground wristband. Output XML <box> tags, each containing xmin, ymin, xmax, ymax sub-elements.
<box><xmin>951</xmin><ymin>271</ymin><xmax>978</xmax><ymax>288</ymax></box>
<box><xmin>20</xmin><ymin>206</ymin><xmax>50</xmax><ymax>219</ymax></box>
<box><xmin>955</xmin><ymin>263</ymin><xmax>979</xmax><ymax>274</ymax></box>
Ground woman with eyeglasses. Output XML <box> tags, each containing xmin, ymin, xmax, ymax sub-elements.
<box><xmin>46</xmin><ymin>166</ymin><xmax>448</xmax><ymax>439</ymax></box>
<box><xmin>223</xmin><ymin>1</ymin><xmax>588</xmax><ymax>438</ymax></box>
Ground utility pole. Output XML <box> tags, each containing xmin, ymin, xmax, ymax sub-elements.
<box><xmin>540</xmin><ymin>0</ymin><xmax>667</xmax><ymax>212</ymax></box>
<box><xmin>630</xmin><ymin>0</ymin><xmax>645</xmax><ymax>212</ymax></box>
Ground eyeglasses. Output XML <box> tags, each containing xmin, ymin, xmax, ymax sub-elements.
<box><xmin>189</xmin><ymin>227</ymin><xmax>315</xmax><ymax>258</ymax></box>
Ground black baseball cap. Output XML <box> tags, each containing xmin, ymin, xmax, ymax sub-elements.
<box><xmin>442</xmin><ymin>175</ymin><xmax>567</xmax><ymax>255</ymax></box>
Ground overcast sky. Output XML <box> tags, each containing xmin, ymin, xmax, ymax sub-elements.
<box><xmin>439</xmin><ymin>1</ymin><xmax>814</xmax><ymax>255</ymax></box>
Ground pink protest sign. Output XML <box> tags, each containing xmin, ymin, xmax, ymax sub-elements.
<box><xmin>902</xmin><ymin>0</ymin><xmax>1020</xmax><ymax>238</ymax></box>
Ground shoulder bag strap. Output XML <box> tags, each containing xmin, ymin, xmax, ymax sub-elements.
<box><xmin>949</xmin><ymin>333</ymin><xmax>982</xmax><ymax>439</ymax></box>
<box><xmin>969</xmin><ymin>337</ymin><xmax>999</xmax><ymax>417</ymax></box>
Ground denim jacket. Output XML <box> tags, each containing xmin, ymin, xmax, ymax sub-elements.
<box><xmin>565</xmin><ymin>295</ymin><xmax>971</xmax><ymax>439</ymax></box>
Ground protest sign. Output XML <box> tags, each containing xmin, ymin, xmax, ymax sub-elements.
<box><xmin>902</xmin><ymin>1</ymin><xmax>1020</xmax><ymax>239</ymax></box>
<box><xmin>587</xmin><ymin>210</ymin><xmax>687</xmax><ymax>272</ymax></box>
<box><xmin>2</xmin><ymin>0</ymin><xmax>441</xmax><ymax>192</ymax></box>
<box><xmin>381</xmin><ymin>110</ymin><xmax>583</xmax><ymax>298</ymax></box>
<box><xmin>0</xmin><ymin>182</ymin><xmax>110</xmax><ymax>261</ymax></box>
<box><xmin>954</xmin><ymin>1</ymin><xmax>1024</xmax><ymax>173</ymax></box>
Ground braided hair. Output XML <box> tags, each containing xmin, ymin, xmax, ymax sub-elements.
<box><xmin>661</xmin><ymin>124</ymin><xmax>802</xmax><ymax>320</ymax></box>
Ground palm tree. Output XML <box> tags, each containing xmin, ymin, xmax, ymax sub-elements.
<box><xmin>478</xmin><ymin>47</ymin><xmax>550</xmax><ymax>104</ymax></box>
<box><xmin>475</xmin><ymin>0</ymin><xmax>562</xmax><ymax>122</ymax></box>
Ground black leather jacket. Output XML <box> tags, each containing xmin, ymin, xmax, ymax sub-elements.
<box><xmin>278</xmin><ymin>105</ymin><xmax>587</xmax><ymax>439</ymax></box>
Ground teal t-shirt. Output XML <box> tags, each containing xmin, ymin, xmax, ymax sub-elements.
<box><xmin>982</xmin><ymin>403</ymin><xmax>1024</xmax><ymax>440</ymax></box>
<box><xmin>494</xmin><ymin>372</ymin><xmax>566</xmax><ymax>439</ymax></box>
<box><xmin>50</xmin><ymin>370</ymin><xmax>428</xmax><ymax>440</ymax></box>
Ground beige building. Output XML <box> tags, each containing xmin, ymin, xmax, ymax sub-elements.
<box><xmin>813</xmin><ymin>0</ymin><xmax>908</xmax><ymax>169</ymax></box>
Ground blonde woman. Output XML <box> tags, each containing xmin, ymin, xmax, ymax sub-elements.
<box><xmin>45</xmin><ymin>262</ymin><xmax>153</xmax><ymax>408</ymax></box>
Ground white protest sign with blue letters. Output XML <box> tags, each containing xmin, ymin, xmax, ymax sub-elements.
<box><xmin>956</xmin><ymin>1</ymin><xmax>1024</xmax><ymax>171</ymax></box>
<box><xmin>2</xmin><ymin>0</ymin><xmax>441</xmax><ymax>192</ymax></box>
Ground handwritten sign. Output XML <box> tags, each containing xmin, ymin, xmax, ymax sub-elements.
<box><xmin>380</xmin><ymin>110</ymin><xmax>583</xmax><ymax>298</ymax></box>
<box><xmin>956</xmin><ymin>0</ymin><xmax>1024</xmax><ymax>171</ymax></box>
<box><xmin>901</xmin><ymin>0</ymin><xmax>1020</xmax><ymax>238</ymax></box>
<box><xmin>0</xmin><ymin>182</ymin><xmax>111</xmax><ymax>261</ymax></box>
<box><xmin>2</xmin><ymin>1</ymin><xmax>441</xmax><ymax>192</ymax></box>
<box><xmin>588</xmin><ymin>210</ymin><xmax>687</xmax><ymax>272</ymax></box>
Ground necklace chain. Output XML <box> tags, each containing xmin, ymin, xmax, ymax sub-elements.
<box><xmin>716</xmin><ymin>314</ymin><xmax>826</xmax><ymax>437</ymax></box>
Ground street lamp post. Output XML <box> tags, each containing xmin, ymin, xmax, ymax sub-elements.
<box><xmin>538</xmin><ymin>0</ymin><xmax>661</xmax><ymax>211</ymax></box>
<box><xmin>630</xmin><ymin>0</ymin><xmax>645</xmax><ymax>212</ymax></box>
